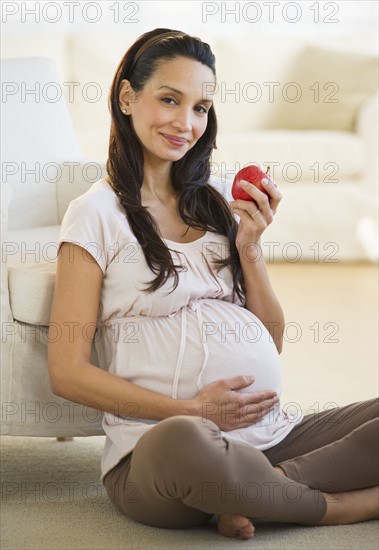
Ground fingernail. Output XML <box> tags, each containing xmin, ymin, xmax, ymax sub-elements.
<box><xmin>261</xmin><ymin>178</ymin><xmax>270</xmax><ymax>185</ymax></box>
<box><xmin>240</xmin><ymin>180</ymin><xmax>248</xmax><ymax>186</ymax></box>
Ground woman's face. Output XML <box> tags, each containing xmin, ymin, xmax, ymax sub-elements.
<box><xmin>120</xmin><ymin>56</ymin><xmax>215</xmax><ymax>167</ymax></box>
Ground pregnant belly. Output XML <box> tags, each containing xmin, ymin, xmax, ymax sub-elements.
<box><xmin>188</xmin><ymin>299</ymin><xmax>282</xmax><ymax>397</ymax></box>
<box><xmin>105</xmin><ymin>298</ymin><xmax>282</xmax><ymax>401</ymax></box>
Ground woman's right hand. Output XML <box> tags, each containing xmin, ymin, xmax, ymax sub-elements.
<box><xmin>192</xmin><ymin>376</ymin><xmax>279</xmax><ymax>431</ymax></box>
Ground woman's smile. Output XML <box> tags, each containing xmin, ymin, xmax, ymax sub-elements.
<box><xmin>160</xmin><ymin>132</ymin><xmax>189</xmax><ymax>147</ymax></box>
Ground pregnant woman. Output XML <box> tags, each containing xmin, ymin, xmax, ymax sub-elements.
<box><xmin>48</xmin><ymin>28</ymin><xmax>378</xmax><ymax>540</ymax></box>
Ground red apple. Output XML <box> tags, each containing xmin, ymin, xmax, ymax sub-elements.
<box><xmin>232</xmin><ymin>165</ymin><xmax>273</xmax><ymax>202</ymax></box>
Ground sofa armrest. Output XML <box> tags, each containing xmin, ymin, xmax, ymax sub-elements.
<box><xmin>356</xmin><ymin>94</ymin><xmax>379</xmax><ymax>192</ymax></box>
<box><xmin>56</xmin><ymin>160</ymin><xmax>107</xmax><ymax>223</ymax></box>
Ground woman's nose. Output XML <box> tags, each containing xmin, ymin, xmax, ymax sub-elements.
<box><xmin>172</xmin><ymin>108</ymin><xmax>192</xmax><ymax>132</ymax></box>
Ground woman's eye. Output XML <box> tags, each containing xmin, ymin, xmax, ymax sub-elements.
<box><xmin>195</xmin><ymin>105</ymin><xmax>208</xmax><ymax>114</ymax></box>
<box><xmin>161</xmin><ymin>97</ymin><xmax>176</xmax><ymax>105</ymax></box>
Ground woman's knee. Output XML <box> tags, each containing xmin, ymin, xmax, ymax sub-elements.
<box><xmin>138</xmin><ymin>415</ymin><xmax>221</xmax><ymax>458</ymax></box>
<box><xmin>356</xmin><ymin>398</ymin><xmax>379</xmax><ymax>421</ymax></box>
<box><xmin>368</xmin><ymin>397</ymin><xmax>379</xmax><ymax>418</ymax></box>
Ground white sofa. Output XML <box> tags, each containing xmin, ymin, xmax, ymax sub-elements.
<box><xmin>211</xmin><ymin>37</ymin><xmax>378</xmax><ymax>262</ymax></box>
<box><xmin>1</xmin><ymin>28</ymin><xmax>378</xmax><ymax>437</ymax></box>
<box><xmin>1</xmin><ymin>57</ymin><xmax>107</xmax><ymax>436</ymax></box>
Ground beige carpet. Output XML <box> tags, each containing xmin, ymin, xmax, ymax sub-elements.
<box><xmin>2</xmin><ymin>263</ymin><xmax>378</xmax><ymax>549</ymax></box>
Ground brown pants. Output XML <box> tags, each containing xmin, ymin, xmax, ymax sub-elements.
<box><xmin>103</xmin><ymin>398</ymin><xmax>378</xmax><ymax>528</ymax></box>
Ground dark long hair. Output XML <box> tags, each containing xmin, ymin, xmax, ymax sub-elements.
<box><xmin>106</xmin><ymin>28</ymin><xmax>245</xmax><ymax>301</ymax></box>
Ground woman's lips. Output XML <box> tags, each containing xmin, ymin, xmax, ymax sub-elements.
<box><xmin>161</xmin><ymin>133</ymin><xmax>188</xmax><ymax>146</ymax></box>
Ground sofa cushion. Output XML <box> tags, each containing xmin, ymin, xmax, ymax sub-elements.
<box><xmin>8</xmin><ymin>262</ymin><xmax>57</xmax><ymax>326</ymax></box>
<box><xmin>6</xmin><ymin>225</ymin><xmax>61</xmax><ymax>265</ymax></box>
<box><xmin>212</xmin><ymin>130</ymin><xmax>364</xmax><ymax>182</ymax></box>
<box><xmin>212</xmin><ymin>36</ymin><xmax>306</xmax><ymax>133</ymax></box>
<box><xmin>6</xmin><ymin>226</ymin><xmax>60</xmax><ymax>325</ymax></box>
<box><xmin>266</xmin><ymin>45</ymin><xmax>378</xmax><ymax>132</ymax></box>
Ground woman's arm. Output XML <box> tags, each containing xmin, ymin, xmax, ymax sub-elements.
<box><xmin>229</xmin><ymin>178</ymin><xmax>285</xmax><ymax>353</ymax></box>
<box><xmin>48</xmin><ymin>243</ymin><xmax>278</xmax><ymax>430</ymax></box>
<box><xmin>240</xmin><ymin>244</ymin><xmax>285</xmax><ymax>353</ymax></box>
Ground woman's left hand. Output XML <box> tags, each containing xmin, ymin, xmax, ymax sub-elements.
<box><xmin>229</xmin><ymin>177</ymin><xmax>282</xmax><ymax>245</ymax></box>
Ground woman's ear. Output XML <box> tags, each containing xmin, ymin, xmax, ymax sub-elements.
<box><xmin>119</xmin><ymin>79</ymin><xmax>136</xmax><ymax>115</ymax></box>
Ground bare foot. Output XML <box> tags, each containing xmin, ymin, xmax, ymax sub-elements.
<box><xmin>217</xmin><ymin>514</ymin><xmax>255</xmax><ymax>540</ymax></box>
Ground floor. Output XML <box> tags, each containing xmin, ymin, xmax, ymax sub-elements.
<box><xmin>265</xmin><ymin>261</ymin><xmax>378</xmax><ymax>413</ymax></box>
